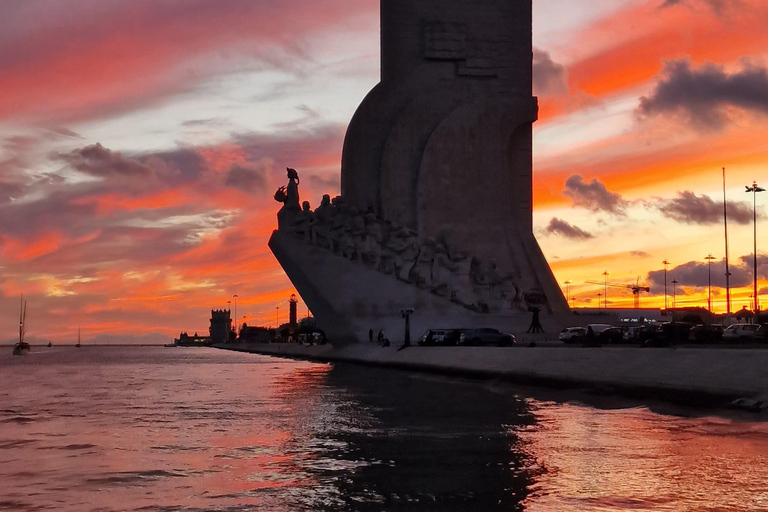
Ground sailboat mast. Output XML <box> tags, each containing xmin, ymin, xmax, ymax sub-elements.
<box><xmin>723</xmin><ymin>167</ymin><xmax>732</xmax><ymax>315</ymax></box>
<box><xmin>19</xmin><ymin>295</ymin><xmax>23</xmax><ymax>343</ymax></box>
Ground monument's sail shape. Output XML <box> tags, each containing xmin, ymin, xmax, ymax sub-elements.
<box><xmin>270</xmin><ymin>0</ymin><xmax>568</xmax><ymax>344</ymax></box>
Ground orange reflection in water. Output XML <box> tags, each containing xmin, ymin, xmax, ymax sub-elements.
<box><xmin>520</xmin><ymin>403</ymin><xmax>768</xmax><ymax>512</ymax></box>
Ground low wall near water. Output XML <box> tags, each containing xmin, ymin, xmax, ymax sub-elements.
<box><xmin>216</xmin><ymin>342</ymin><xmax>768</xmax><ymax>409</ymax></box>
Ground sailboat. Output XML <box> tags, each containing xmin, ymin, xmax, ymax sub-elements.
<box><xmin>12</xmin><ymin>296</ymin><xmax>31</xmax><ymax>355</ymax></box>
<box><xmin>76</xmin><ymin>327</ymin><xmax>81</xmax><ymax>348</ymax></box>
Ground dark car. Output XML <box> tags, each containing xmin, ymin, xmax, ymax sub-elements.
<box><xmin>688</xmin><ymin>324</ymin><xmax>723</xmax><ymax>344</ymax></box>
<box><xmin>597</xmin><ymin>327</ymin><xmax>624</xmax><ymax>344</ymax></box>
<box><xmin>642</xmin><ymin>322</ymin><xmax>694</xmax><ymax>347</ymax></box>
<box><xmin>458</xmin><ymin>328</ymin><xmax>515</xmax><ymax>347</ymax></box>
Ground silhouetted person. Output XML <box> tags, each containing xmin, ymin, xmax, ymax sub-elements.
<box><xmin>585</xmin><ymin>325</ymin><xmax>599</xmax><ymax>347</ymax></box>
<box><xmin>377</xmin><ymin>330</ymin><xmax>384</xmax><ymax>345</ymax></box>
<box><xmin>527</xmin><ymin>306</ymin><xmax>543</xmax><ymax>333</ymax></box>
<box><xmin>369</xmin><ymin>328</ymin><xmax>374</xmax><ymax>343</ymax></box>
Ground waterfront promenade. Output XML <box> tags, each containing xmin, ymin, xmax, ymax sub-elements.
<box><xmin>217</xmin><ymin>342</ymin><xmax>768</xmax><ymax>411</ymax></box>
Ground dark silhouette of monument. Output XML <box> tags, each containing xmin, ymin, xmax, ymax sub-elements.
<box><xmin>270</xmin><ymin>0</ymin><xmax>568</xmax><ymax>344</ymax></box>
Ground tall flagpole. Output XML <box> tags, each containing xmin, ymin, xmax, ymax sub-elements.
<box><xmin>723</xmin><ymin>167</ymin><xmax>732</xmax><ymax>316</ymax></box>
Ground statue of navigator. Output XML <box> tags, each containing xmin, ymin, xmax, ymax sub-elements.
<box><xmin>274</xmin><ymin>167</ymin><xmax>301</xmax><ymax>230</ymax></box>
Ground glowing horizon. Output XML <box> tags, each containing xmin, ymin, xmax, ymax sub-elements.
<box><xmin>1</xmin><ymin>0</ymin><xmax>766</xmax><ymax>343</ymax></box>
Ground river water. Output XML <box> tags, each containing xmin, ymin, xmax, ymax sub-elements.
<box><xmin>1</xmin><ymin>346</ymin><xmax>766</xmax><ymax>511</ymax></box>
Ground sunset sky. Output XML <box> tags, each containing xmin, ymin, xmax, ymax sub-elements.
<box><xmin>1</xmin><ymin>0</ymin><xmax>767</xmax><ymax>343</ymax></box>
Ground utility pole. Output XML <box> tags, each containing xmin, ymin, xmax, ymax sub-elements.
<box><xmin>233</xmin><ymin>294</ymin><xmax>238</xmax><ymax>334</ymax></box>
<box><xmin>746</xmin><ymin>181</ymin><xmax>765</xmax><ymax>317</ymax></box>
<box><xmin>671</xmin><ymin>279</ymin><xmax>679</xmax><ymax>308</ymax></box>
<box><xmin>705</xmin><ymin>254</ymin><xmax>716</xmax><ymax>313</ymax></box>
<box><xmin>662</xmin><ymin>260</ymin><xmax>670</xmax><ymax>310</ymax></box>
<box><xmin>723</xmin><ymin>168</ymin><xmax>732</xmax><ymax>315</ymax></box>
<box><xmin>602</xmin><ymin>271</ymin><xmax>609</xmax><ymax>309</ymax></box>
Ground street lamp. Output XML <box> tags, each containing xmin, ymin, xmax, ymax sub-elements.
<box><xmin>662</xmin><ymin>260</ymin><xmax>670</xmax><ymax>310</ymax></box>
<box><xmin>671</xmin><ymin>279</ymin><xmax>678</xmax><ymax>308</ymax></box>
<box><xmin>276</xmin><ymin>306</ymin><xmax>280</xmax><ymax>327</ymax></box>
<box><xmin>233</xmin><ymin>294</ymin><xmax>238</xmax><ymax>333</ymax></box>
<box><xmin>705</xmin><ymin>254</ymin><xmax>716</xmax><ymax>313</ymax></box>
<box><xmin>746</xmin><ymin>181</ymin><xmax>765</xmax><ymax>317</ymax></box>
<box><xmin>602</xmin><ymin>271</ymin><xmax>609</xmax><ymax>309</ymax></box>
<box><xmin>597</xmin><ymin>292</ymin><xmax>602</xmax><ymax>310</ymax></box>
<box><xmin>564</xmin><ymin>280</ymin><xmax>572</xmax><ymax>308</ymax></box>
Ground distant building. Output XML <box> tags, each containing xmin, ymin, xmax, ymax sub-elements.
<box><xmin>239</xmin><ymin>324</ymin><xmax>272</xmax><ymax>344</ymax></box>
<box><xmin>210</xmin><ymin>309</ymin><xmax>234</xmax><ymax>344</ymax></box>
<box><xmin>174</xmin><ymin>332</ymin><xmax>212</xmax><ymax>347</ymax></box>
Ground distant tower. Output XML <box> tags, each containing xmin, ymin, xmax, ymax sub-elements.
<box><xmin>289</xmin><ymin>294</ymin><xmax>298</xmax><ymax>335</ymax></box>
<box><xmin>209</xmin><ymin>309</ymin><xmax>232</xmax><ymax>344</ymax></box>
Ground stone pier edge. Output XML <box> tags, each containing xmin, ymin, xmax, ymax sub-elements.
<box><xmin>213</xmin><ymin>343</ymin><xmax>768</xmax><ymax>413</ymax></box>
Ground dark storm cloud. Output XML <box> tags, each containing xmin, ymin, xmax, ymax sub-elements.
<box><xmin>738</xmin><ymin>253</ymin><xmax>768</xmax><ymax>271</ymax></box>
<box><xmin>659</xmin><ymin>0</ymin><xmax>735</xmax><ymax>16</ymax></box>
<box><xmin>305</xmin><ymin>173</ymin><xmax>340</xmax><ymax>190</ymax></box>
<box><xmin>656</xmin><ymin>191</ymin><xmax>756</xmax><ymax>225</ymax></box>
<box><xmin>235</xmin><ymin>123</ymin><xmax>346</xmax><ymax>170</ymax></box>
<box><xmin>533</xmin><ymin>48</ymin><xmax>568</xmax><ymax>96</ymax></box>
<box><xmin>60</xmin><ymin>143</ymin><xmax>154</xmax><ymax>179</ymax></box>
<box><xmin>639</xmin><ymin>59</ymin><xmax>768</xmax><ymax>129</ymax></box>
<box><xmin>543</xmin><ymin>218</ymin><xmax>594</xmax><ymax>239</ymax></box>
<box><xmin>647</xmin><ymin>257</ymin><xmax>753</xmax><ymax>289</ymax></box>
<box><xmin>225</xmin><ymin>162</ymin><xmax>271</xmax><ymax>192</ymax></box>
<box><xmin>563</xmin><ymin>175</ymin><xmax>628</xmax><ymax>215</ymax></box>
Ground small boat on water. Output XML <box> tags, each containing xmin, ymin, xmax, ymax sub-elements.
<box><xmin>13</xmin><ymin>296</ymin><xmax>30</xmax><ymax>356</ymax></box>
<box><xmin>47</xmin><ymin>342</ymin><xmax>52</xmax><ymax>347</ymax></box>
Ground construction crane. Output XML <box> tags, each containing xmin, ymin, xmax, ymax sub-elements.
<box><xmin>585</xmin><ymin>278</ymin><xmax>651</xmax><ymax>309</ymax></box>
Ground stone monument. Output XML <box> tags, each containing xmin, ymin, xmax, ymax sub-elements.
<box><xmin>270</xmin><ymin>0</ymin><xmax>569</xmax><ymax>344</ymax></box>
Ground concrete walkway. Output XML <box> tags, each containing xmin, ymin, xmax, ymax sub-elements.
<box><xmin>215</xmin><ymin>342</ymin><xmax>768</xmax><ymax>411</ymax></box>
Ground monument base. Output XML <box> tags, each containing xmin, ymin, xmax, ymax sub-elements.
<box><xmin>269</xmin><ymin>230</ymin><xmax>572</xmax><ymax>346</ymax></box>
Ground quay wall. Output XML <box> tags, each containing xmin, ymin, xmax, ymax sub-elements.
<box><xmin>215</xmin><ymin>342</ymin><xmax>768</xmax><ymax>409</ymax></box>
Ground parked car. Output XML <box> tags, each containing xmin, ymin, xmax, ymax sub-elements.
<box><xmin>722</xmin><ymin>323</ymin><xmax>764</xmax><ymax>343</ymax></box>
<box><xmin>639</xmin><ymin>322</ymin><xmax>695</xmax><ymax>347</ymax></box>
<box><xmin>597</xmin><ymin>327</ymin><xmax>625</xmax><ymax>344</ymax></box>
<box><xmin>458</xmin><ymin>328</ymin><xmax>515</xmax><ymax>346</ymax></box>
<box><xmin>688</xmin><ymin>324</ymin><xmax>724</xmax><ymax>344</ymax></box>
<box><xmin>419</xmin><ymin>329</ymin><xmax>452</xmax><ymax>346</ymax></box>
<box><xmin>559</xmin><ymin>327</ymin><xmax>586</xmax><ymax>343</ymax></box>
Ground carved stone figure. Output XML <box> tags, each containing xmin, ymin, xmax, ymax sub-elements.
<box><xmin>291</xmin><ymin>201</ymin><xmax>316</xmax><ymax>243</ymax></box>
<box><xmin>412</xmin><ymin>238</ymin><xmax>436</xmax><ymax>288</ymax></box>
<box><xmin>392</xmin><ymin>227</ymin><xmax>420</xmax><ymax>282</ymax></box>
<box><xmin>313</xmin><ymin>194</ymin><xmax>334</xmax><ymax>249</ymax></box>
<box><xmin>354</xmin><ymin>213</ymin><xmax>381</xmax><ymax>268</ymax></box>
<box><xmin>275</xmin><ymin>167</ymin><xmax>301</xmax><ymax>230</ymax></box>
<box><xmin>449</xmin><ymin>251</ymin><xmax>476</xmax><ymax>307</ymax></box>
<box><xmin>430</xmin><ymin>243</ymin><xmax>455</xmax><ymax>297</ymax></box>
<box><xmin>328</xmin><ymin>198</ymin><xmax>349</xmax><ymax>254</ymax></box>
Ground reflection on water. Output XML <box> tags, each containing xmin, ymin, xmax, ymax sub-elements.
<box><xmin>0</xmin><ymin>347</ymin><xmax>766</xmax><ymax>511</ymax></box>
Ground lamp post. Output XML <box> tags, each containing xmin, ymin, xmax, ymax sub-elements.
<box><xmin>705</xmin><ymin>254</ymin><xmax>716</xmax><ymax>313</ymax></box>
<box><xmin>233</xmin><ymin>294</ymin><xmax>238</xmax><ymax>334</ymax></box>
<box><xmin>276</xmin><ymin>306</ymin><xmax>280</xmax><ymax>328</ymax></box>
<box><xmin>597</xmin><ymin>292</ymin><xmax>602</xmax><ymax>310</ymax></box>
<box><xmin>564</xmin><ymin>280</ymin><xmax>572</xmax><ymax>308</ymax></box>
<box><xmin>602</xmin><ymin>271</ymin><xmax>609</xmax><ymax>309</ymax></box>
<box><xmin>662</xmin><ymin>260</ymin><xmax>670</xmax><ymax>310</ymax></box>
<box><xmin>746</xmin><ymin>181</ymin><xmax>765</xmax><ymax>317</ymax></box>
<box><xmin>671</xmin><ymin>279</ymin><xmax>678</xmax><ymax>308</ymax></box>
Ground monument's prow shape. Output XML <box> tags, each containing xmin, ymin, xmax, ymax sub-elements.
<box><xmin>270</xmin><ymin>0</ymin><xmax>568</xmax><ymax>345</ymax></box>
